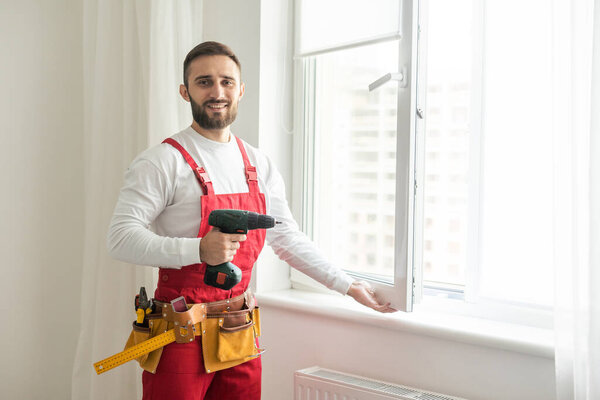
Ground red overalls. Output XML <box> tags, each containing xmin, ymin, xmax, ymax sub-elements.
<box><xmin>142</xmin><ymin>136</ymin><xmax>266</xmax><ymax>400</ymax></box>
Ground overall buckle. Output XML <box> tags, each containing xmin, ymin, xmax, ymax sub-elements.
<box><xmin>245</xmin><ymin>166</ymin><xmax>258</xmax><ymax>181</ymax></box>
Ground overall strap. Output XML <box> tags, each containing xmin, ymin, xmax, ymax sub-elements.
<box><xmin>162</xmin><ymin>138</ymin><xmax>214</xmax><ymax>195</ymax></box>
<box><xmin>234</xmin><ymin>136</ymin><xmax>259</xmax><ymax>193</ymax></box>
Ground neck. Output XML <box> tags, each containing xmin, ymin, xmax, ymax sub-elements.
<box><xmin>190</xmin><ymin>121</ymin><xmax>231</xmax><ymax>143</ymax></box>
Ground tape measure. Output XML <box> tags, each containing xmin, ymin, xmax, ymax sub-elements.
<box><xmin>93</xmin><ymin>329</ymin><xmax>176</xmax><ymax>375</ymax></box>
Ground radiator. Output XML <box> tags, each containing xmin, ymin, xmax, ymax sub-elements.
<box><xmin>294</xmin><ymin>367</ymin><xmax>468</xmax><ymax>400</ymax></box>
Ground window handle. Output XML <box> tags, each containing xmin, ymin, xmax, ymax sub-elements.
<box><xmin>368</xmin><ymin>67</ymin><xmax>408</xmax><ymax>91</ymax></box>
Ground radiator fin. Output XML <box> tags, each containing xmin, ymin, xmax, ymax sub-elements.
<box><xmin>298</xmin><ymin>367</ymin><xmax>466</xmax><ymax>400</ymax></box>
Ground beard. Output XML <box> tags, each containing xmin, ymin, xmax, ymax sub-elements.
<box><xmin>190</xmin><ymin>96</ymin><xmax>239</xmax><ymax>130</ymax></box>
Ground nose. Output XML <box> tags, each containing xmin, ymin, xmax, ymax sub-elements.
<box><xmin>210</xmin><ymin>84</ymin><xmax>225</xmax><ymax>100</ymax></box>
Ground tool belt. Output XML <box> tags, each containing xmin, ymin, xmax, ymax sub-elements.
<box><xmin>124</xmin><ymin>290</ymin><xmax>262</xmax><ymax>374</ymax></box>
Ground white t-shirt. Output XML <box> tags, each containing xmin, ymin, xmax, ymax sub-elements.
<box><xmin>107</xmin><ymin>127</ymin><xmax>353</xmax><ymax>295</ymax></box>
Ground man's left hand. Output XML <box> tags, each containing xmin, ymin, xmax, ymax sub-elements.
<box><xmin>346</xmin><ymin>280</ymin><xmax>397</xmax><ymax>313</ymax></box>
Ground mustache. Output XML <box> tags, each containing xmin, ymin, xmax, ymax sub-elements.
<box><xmin>203</xmin><ymin>100</ymin><xmax>231</xmax><ymax>107</ymax></box>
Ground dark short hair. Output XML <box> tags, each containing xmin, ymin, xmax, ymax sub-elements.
<box><xmin>183</xmin><ymin>41</ymin><xmax>242</xmax><ymax>86</ymax></box>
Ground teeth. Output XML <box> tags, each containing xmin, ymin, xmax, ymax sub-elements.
<box><xmin>208</xmin><ymin>103</ymin><xmax>227</xmax><ymax>109</ymax></box>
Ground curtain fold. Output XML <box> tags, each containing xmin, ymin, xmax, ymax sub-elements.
<box><xmin>72</xmin><ymin>1</ymin><xmax>201</xmax><ymax>398</ymax></box>
<box><xmin>590</xmin><ymin>3</ymin><xmax>600</xmax><ymax>398</ymax></box>
<box><xmin>553</xmin><ymin>0</ymin><xmax>600</xmax><ymax>399</ymax></box>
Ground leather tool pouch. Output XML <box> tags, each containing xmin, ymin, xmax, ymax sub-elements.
<box><xmin>201</xmin><ymin>306</ymin><xmax>262</xmax><ymax>373</ymax></box>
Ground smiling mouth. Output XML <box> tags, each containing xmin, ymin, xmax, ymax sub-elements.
<box><xmin>206</xmin><ymin>102</ymin><xmax>228</xmax><ymax>110</ymax></box>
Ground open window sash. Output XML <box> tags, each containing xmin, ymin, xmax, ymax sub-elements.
<box><xmin>368</xmin><ymin>0</ymin><xmax>420</xmax><ymax>312</ymax></box>
<box><xmin>291</xmin><ymin>0</ymin><xmax>421</xmax><ymax>312</ymax></box>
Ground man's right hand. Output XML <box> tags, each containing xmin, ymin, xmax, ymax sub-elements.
<box><xmin>199</xmin><ymin>227</ymin><xmax>247</xmax><ymax>265</ymax></box>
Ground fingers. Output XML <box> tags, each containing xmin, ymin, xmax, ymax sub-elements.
<box><xmin>219</xmin><ymin>237</ymin><xmax>242</xmax><ymax>261</ymax></box>
<box><xmin>347</xmin><ymin>280</ymin><xmax>398</xmax><ymax>314</ymax></box>
<box><xmin>373</xmin><ymin>302</ymin><xmax>397</xmax><ymax>313</ymax></box>
<box><xmin>228</xmin><ymin>233</ymin><xmax>247</xmax><ymax>243</ymax></box>
<box><xmin>365</xmin><ymin>295</ymin><xmax>397</xmax><ymax>313</ymax></box>
<box><xmin>367</xmin><ymin>290</ymin><xmax>398</xmax><ymax>313</ymax></box>
<box><xmin>200</xmin><ymin>228</ymin><xmax>248</xmax><ymax>265</ymax></box>
<box><xmin>364</xmin><ymin>287</ymin><xmax>396</xmax><ymax>312</ymax></box>
<box><xmin>365</xmin><ymin>294</ymin><xmax>396</xmax><ymax>313</ymax></box>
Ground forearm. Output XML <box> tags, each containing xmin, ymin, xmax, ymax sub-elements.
<box><xmin>267</xmin><ymin>228</ymin><xmax>353</xmax><ymax>295</ymax></box>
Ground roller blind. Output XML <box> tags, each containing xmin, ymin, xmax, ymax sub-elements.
<box><xmin>298</xmin><ymin>0</ymin><xmax>401</xmax><ymax>54</ymax></box>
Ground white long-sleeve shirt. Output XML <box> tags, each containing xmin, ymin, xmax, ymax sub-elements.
<box><xmin>107</xmin><ymin>127</ymin><xmax>353</xmax><ymax>295</ymax></box>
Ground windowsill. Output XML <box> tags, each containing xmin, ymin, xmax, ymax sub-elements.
<box><xmin>256</xmin><ymin>288</ymin><xmax>555</xmax><ymax>360</ymax></box>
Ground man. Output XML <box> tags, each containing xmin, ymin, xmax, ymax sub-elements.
<box><xmin>108</xmin><ymin>41</ymin><xmax>395</xmax><ymax>400</ymax></box>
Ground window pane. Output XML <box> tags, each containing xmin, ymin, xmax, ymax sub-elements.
<box><xmin>421</xmin><ymin>0</ymin><xmax>473</xmax><ymax>289</ymax></box>
<box><xmin>421</xmin><ymin>0</ymin><xmax>554</xmax><ymax>306</ymax></box>
<box><xmin>478</xmin><ymin>0</ymin><xmax>553</xmax><ymax>306</ymax></box>
<box><xmin>309</xmin><ymin>41</ymin><xmax>399</xmax><ymax>279</ymax></box>
<box><xmin>299</xmin><ymin>0</ymin><xmax>400</xmax><ymax>53</ymax></box>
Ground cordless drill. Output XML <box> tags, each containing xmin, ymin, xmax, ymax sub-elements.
<box><xmin>204</xmin><ymin>209</ymin><xmax>279</xmax><ymax>290</ymax></box>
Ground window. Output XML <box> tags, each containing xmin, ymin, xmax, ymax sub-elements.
<box><xmin>293</xmin><ymin>0</ymin><xmax>554</xmax><ymax>324</ymax></box>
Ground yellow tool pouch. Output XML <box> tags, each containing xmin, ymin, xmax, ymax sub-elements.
<box><xmin>124</xmin><ymin>317</ymin><xmax>169</xmax><ymax>373</ymax></box>
<box><xmin>122</xmin><ymin>292</ymin><xmax>260</xmax><ymax>374</ymax></box>
<box><xmin>201</xmin><ymin>307</ymin><xmax>262</xmax><ymax>373</ymax></box>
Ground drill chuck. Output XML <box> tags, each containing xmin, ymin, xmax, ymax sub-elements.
<box><xmin>246</xmin><ymin>212</ymin><xmax>276</xmax><ymax>230</ymax></box>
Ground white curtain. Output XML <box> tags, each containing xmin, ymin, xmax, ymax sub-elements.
<box><xmin>553</xmin><ymin>0</ymin><xmax>600</xmax><ymax>399</ymax></box>
<box><xmin>71</xmin><ymin>1</ymin><xmax>201</xmax><ymax>399</ymax></box>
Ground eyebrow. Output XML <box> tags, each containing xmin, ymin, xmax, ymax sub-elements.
<box><xmin>194</xmin><ymin>75</ymin><xmax>237</xmax><ymax>82</ymax></box>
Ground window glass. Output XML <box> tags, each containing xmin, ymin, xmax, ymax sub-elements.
<box><xmin>309</xmin><ymin>40</ymin><xmax>399</xmax><ymax>280</ymax></box>
<box><xmin>422</xmin><ymin>0</ymin><xmax>473</xmax><ymax>289</ymax></box>
<box><xmin>421</xmin><ymin>0</ymin><xmax>554</xmax><ymax>306</ymax></box>
<box><xmin>478</xmin><ymin>0</ymin><xmax>553</xmax><ymax>306</ymax></box>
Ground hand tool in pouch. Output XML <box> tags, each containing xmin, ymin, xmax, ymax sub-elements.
<box><xmin>134</xmin><ymin>286</ymin><xmax>154</xmax><ymax>326</ymax></box>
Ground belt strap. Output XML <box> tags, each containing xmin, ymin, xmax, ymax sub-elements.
<box><xmin>153</xmin><ymin>292</ymin><xmax>255</xmax><ymax>342</ymax></box>
<box><xmin>153</xmin><ymin>291</ymin><xmax>252</xmax><ymax>314</ymax></box>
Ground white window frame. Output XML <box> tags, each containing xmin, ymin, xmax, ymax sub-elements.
<box><xmin>290</xmin><ymin>0</ymin><xmax>420</xmax><ymax>312</ymax></box>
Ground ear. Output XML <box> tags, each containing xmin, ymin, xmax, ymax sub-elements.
<box><xmin>238</xmin><ymin>82</ymin><xmax>245</xmax><ymax>101</ymax></box>
<box><xmin>179</xmin><ymin>84</ymin><xmax>190</xmax><ymax>102</ymax></box>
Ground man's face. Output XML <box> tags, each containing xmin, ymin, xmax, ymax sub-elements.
<box><xmin>182</xmin><ymin>55</ymin><xmax>244</xmax><ymax>130</ymax></box>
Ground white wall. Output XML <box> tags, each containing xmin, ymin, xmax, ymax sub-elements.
<box><xmin>256</xmin><ymin>0</ymin><xmax>296</xmax><ymax>293</ymax></box>
<box><xmin>202</xmin><ymin>0</ymin><xmax>293</xmax><ymax>294</ymax></box>
<box><xmin>0</xmin><ymin>1</ymin><xmax>83</xmax><ymax>399</ymax></box>
<box><xmin>260</xmin><ymin>305</ymin><xmax>555</xmax><ymax>400</ymax></box>
<box><xmin>202</xmin><ymin>0</ymin><xmax>261</xmax><ymax>146</ymax></box>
